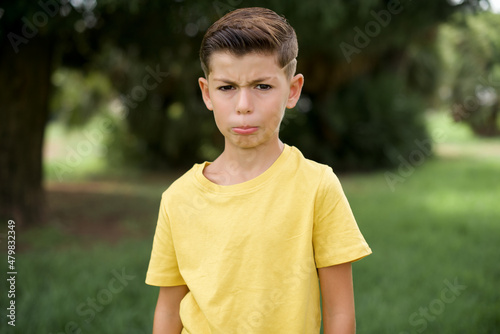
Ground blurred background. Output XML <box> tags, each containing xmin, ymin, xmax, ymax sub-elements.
<box><xmin>1</xmin><ymin>0</ymin><xmax>499</xmax><ymax>333</ymax></box>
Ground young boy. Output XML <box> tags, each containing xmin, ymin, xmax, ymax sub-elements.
<box><xmin>146</xmin><ymin>7</ymin><xmax>371</xmax><ymax>334</ymax></box>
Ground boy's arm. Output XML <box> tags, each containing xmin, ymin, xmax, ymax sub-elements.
<box><xmin>318</xmin><ymin>262</ymin><xmax>356</xmax><ymax>334</ymax></box>
<box><xmin>153</xmin><ymin>285</ymin><xmax>189</xmax><ymax>334</ymax></box>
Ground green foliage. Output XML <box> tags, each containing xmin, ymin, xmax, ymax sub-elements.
<box><xmin>282</xmin><ymin>73</ymin><xmax>428</xmax><ymax>170</ymax></box>
<box><xmin>0</xmin><ymin>0</ymin><xmax>98</xmax><ymax>49</ymax></box>
<box><xmin>90</xmin><ymin>0</ymin><xmax>465</xmax><ymax>169</ymax></box>
<box><xmin>50</xmin><ymin>69</ymin><xmax>114</xmax><ymax>127</ymax></box>
<box><xmin>438</xmin><ymin>11</ymin><xmax>500</xmax><ymax>136</ymax></box>
<box><xmin>1</xmin><ymin>0</ymin><xmax>493</xmax><ymax>170</ymax></box>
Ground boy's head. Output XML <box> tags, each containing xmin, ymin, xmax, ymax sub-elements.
<box><xmin>200</xmin><ymin>7</ymin><xmax>298</xmax><ymax>80</ymax></box>
<box><xmin>198</xmin><ymin>8</ymin><xmax>304</xmax><ymax>151</ymax></box>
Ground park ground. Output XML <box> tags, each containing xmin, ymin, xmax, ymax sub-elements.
<box><xmin>1</xmin><ymin>111</ymin><xmax>499</xmax><ymax>333</ymax></box>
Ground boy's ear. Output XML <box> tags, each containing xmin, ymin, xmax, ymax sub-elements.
<box><xmin>286</xmin><ymin>74</ymin><xmax>304</xmax><ymax>109</ymax></box>
<box><xmin>198</xmin><ymin>77</ymin><xmax>213</xmax><ymax>111</ymax></box>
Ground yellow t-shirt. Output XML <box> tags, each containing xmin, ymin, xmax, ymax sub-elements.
<box><xmin>146</xmin><ymin>144</ymin><xmax>371</xmax><ymax>333</ymax></box>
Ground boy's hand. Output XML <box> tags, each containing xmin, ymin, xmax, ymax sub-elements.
<box><xmin>153</xmin><ymin>285</ymin><xmax>189</xmax><ymax>334</ymax></box>
<box><xmin>318</xmin><ymin>262</ymin><xmax>356</xmax><ymax>334</ymax></box>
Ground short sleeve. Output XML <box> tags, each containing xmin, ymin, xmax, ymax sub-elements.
<box><xmin>313</xmin><ymin>167</ymin><xmax>372</xmax><ymax>268</ymax></box>
<box><xmin>145</xmin><ymin>195</ymin><xmax>186</xmax><ymax>286</ymax></box>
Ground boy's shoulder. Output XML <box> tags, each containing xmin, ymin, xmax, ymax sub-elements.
<box><xmin>286</xmin><ymin>146</ymin><xmax>346</xmax><ymax>197</ymax></box>
<box><xmin>288</xmin><ymin>145</ymin><xmax>334</xmax><ymax>176</ymax></box>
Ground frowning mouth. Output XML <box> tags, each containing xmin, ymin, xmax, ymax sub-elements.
<box><xmin>232</xmin><ymin>126</ymin><xmax>258</xmax><ymax>135</ymax></box>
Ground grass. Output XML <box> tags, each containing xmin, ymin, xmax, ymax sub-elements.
<box><xmin>346</xmin><ymin>157</ymin><xmax>500</xmax><ymax>333</ymax></box>
<box><xmin>1</xmin><ymin>112</ymin><xmax>499</xmax><ymax>333</ymax></box>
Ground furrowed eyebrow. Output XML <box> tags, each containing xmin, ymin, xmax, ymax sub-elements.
<box><xmin>212</xmin><ymin>77</ymin><xmax>274</xmax><ymax>85</ymax></box>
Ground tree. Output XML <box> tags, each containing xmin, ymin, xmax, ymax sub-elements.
<box><xmin>0</xmin><ymin>0</ymin><xmax>223</xmax><ymax>226</ymax></box>
<box><xmin>0</xmin><ymin>35</ymin><xmax>53</xmax><ymax>226</ymax></box>
<box><xmin>0</xmin><ymin>0</ymin><xmax>106</xmax><ymax>226</ymax></box>
<box><xmin>101</xmin><ymin>0</ymin><xmax>483</xmax><ymax>170</ymax></box>
<box><xmin>0</xmin><ymin>0</ymin><xmax>486</xmax><ymax>226</ymax></box>
<box><xmin>439</xmin><ymin>10</ymin><xmax>500</xmax><ymax>136</ymax></box>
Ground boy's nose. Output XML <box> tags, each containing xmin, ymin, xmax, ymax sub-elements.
<box><xmin>236</xmin><ymin>89</ymin><xmax>253</xmax><ymax>114</ymax></box>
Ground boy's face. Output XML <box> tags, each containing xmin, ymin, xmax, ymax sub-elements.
<box><xmin>199</xmin><ymin>52</ymin><xmax>304</xmax><ymax>151</ymax></box>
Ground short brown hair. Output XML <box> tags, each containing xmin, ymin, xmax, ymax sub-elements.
<box><xmin>200</xmin><ymin>7</ymin><xmax>298</xmax><ymax>79</ymax></box>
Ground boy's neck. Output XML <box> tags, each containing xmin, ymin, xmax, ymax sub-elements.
<box><xmin>204</xmin><ymin>138</ymin><xmax>284</xmax><ymax>186</ymax></box>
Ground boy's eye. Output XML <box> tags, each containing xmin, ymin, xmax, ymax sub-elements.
<box><xmin>218</xmin><ymin>85</ymin><xmax>234</xmax><ymax>91</ymax></box>
<box><xmin>256</xmin><ymin>84</ymin><xmax>271</xmax><ymax>90</ymax></box>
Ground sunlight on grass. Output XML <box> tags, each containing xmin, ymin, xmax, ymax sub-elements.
<box><xmin>426</xmin><ymin>110</ymin><xmax>500</xmax><ymax>160</ymax></box>
<box><xmin>426</xmin><ymin>110</ymin><xmax>476</xmax><ymax>143</ymax></box>
<box><xmin>43</xmin><ymin>118</ymin><xmax>110</xmax><ymax>181</ymax></box>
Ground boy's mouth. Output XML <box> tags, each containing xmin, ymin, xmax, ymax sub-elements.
<box><xmin>232</xmin><ymin>126</ymin><xmax>259</xmax><ymax>135</ymax></box>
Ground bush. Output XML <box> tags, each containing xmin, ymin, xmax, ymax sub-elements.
<box><xmin>281</xmin><ymin>73</ymin><xmax>429</xmax><ymax>171</ymax></box>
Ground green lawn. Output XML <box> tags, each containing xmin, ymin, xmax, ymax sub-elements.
<box><xmin>347</xmin><ymin>157</ymin><xmax>500</xmax><ymax>333</ymax></box>
<box><xmin>1</xmin><ymin>112</ymin><xmax>499</xmax><ymax>333</ymax></box>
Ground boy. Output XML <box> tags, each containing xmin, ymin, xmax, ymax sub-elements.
<box><xmin>146</xmin><ymin>7</ymin><xmax>371</xmax><ymax>334</ymax></box>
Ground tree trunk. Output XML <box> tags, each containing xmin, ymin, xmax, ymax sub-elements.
<box><xmin>0</xmin><ymin>36</ymin><xmax>54</xmax><ymax>227</ymax></box>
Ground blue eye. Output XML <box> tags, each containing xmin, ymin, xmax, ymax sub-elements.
<box><xmin>257</xmin><ymin>84</ymin><xmax>271</xmax><ymax>90</ymax></box>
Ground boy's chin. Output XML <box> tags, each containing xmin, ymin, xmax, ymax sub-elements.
<box><xmin>225</xmin><ymin>137</ymin><xmax>263</xmax><ymax>150</ymax></box>
<box><xmin>225</xmin><ymin>135</ymin><xmax>280</xmax><ymax>152</ymax></box>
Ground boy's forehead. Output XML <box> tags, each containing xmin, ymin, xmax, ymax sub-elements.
<box><xmin>208</xmin><ymin>51</ymin><xmax>283</xmax><ymax>79</ymax></box>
